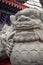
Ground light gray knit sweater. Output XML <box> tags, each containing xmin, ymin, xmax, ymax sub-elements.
<box><xmin>2</xmin><ymin>8</ymin><xmax>43</xmax><ymax>65</ymax></box>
